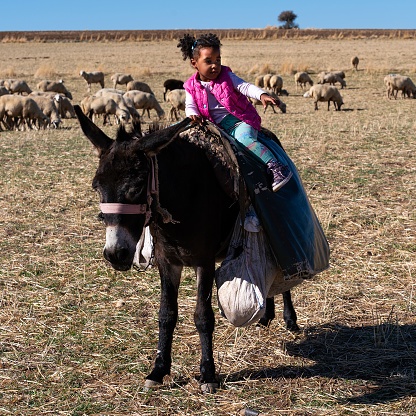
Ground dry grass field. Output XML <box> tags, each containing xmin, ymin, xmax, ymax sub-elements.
<box><xmin>0</xmin><ymin>36</ymin><xmax>415</xmax><ymax>415</ymax></box>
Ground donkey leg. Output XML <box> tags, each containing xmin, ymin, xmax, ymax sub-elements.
<box><xmin>282</xmin><ymin>290</ymin><xmax>299</xmax><ymax>331</ymax></box>
<box><xmin>145</xmin><ymin>263</ymin><xmax>182</xmax><ymax>388</ymax></box>
<box><xmin>194</xmin><ymin>263</ymin><xmax>217</xmax><ymax>392</ymax></box>
<box><xmin>257</xmin><ymin>297</ymin><xmax>276</xmax><ymax>328</ymax></box>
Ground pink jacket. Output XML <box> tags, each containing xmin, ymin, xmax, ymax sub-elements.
<box><xmin>183</xmin><ymin>66</ymin><xmax>261</xmax><ymax>131</ymax></box>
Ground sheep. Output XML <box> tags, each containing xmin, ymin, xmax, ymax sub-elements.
<box><xmin>304</xmin><ymin>84</ymin><xmax>343</xmax><ymax>111</ymax></box>
<box><xmin>111</xmin><ymin>73</ymin><xmax>134</xmax><ymax>89</ymax></box>
<box><xmin>124</xmin><ymin>90</ymin><xmax>164</xmax><ymax>119</ymax></box>
<box><xmin>80</xmin><ymin>70</ymin><xmax>105</xmax><ymax>92</ymax></box>
<box><xmin>263</xmin><ymin>74</ymin><xmax>273</xmax><ymax>89</ymax></box>
<box><xmin>318</xmin><ymin>72</ymin><xmax>347</xmax><ymax>89</ymax></box>
<box><xmin>249</xmin><ymin>89</ymin><xmax>286</xmax><ymax>114</ymax></box>
<box><xmin>0</xmin><ymin>95</ymin><xmax>48</xmax><ymax>130</ymax></box>
<box><xmin>351</xmin><ymin>56</ymin><xmax>359</xmax><ymax>70</ymax></box>
<box><xmin>30</xmin><ymin>91</ymin><xmax>62</xmax><ymax>116</ymax></box>
<box><xmin>126</xmin><ymin>80</ymin><xmax>154</xmax><ymax>96</ymax></box>
<box><xmin>384</xmin><ymin>74</ymin><xmax>398</xmax><ymax>98</ymax></box>
<box><xmin>163</xmin><ymin>79</ymin><xmax>184</xmax><ymax>101</ymax></box>
<box><xmin>0</xmin><ymin>86</ymin><xmax>9</xmax><ymax>97</ymax></box>
<box><xmin>332</xmin><ymin>70</ymin><xmax>345</xmax><ymax>79</ymax></box>
<box><xmin>269</xmin><ymin>75</ymin><xmax>288</xmax><ymax>95</ymax></box>
<box><xmin>254</xmin><ymin>75</ymin><xmax>264</xmax><ymax>88</ymax></box>
<box><xmin>59</xmin><ymin>96</ymin><xmax>76</xmax><ymax>118</ymax></box>
<box><xmin>95</xmin><ymin>90</ymin><xmax>139</xmax><ymax>122</ymax></box>
<box><xmin>166</xmin><ymin>89</ymin><xmax>186</xmax><ymax>121</ymax></box>
<box><xmin>294</xmin><ymin>72</ymin><xmax>313</xmax><ymax>89</ymax></box>
<box><xmin>80</xmin><ymin>95</ymin><xmax>129</xmax><ymax>125</ymax></box>
<box><xmin>30</xmin><ymin>91</ymin><xmax>74</xmax><ymax>118</ymax></box>
<box><xmin>30</xmin><ymin>95</ymin><xmax>61</xmax><ymax>128</ymax></box>
<box><xmin>96</xmin><ymin>88</ymin><xmax>125</xmax><ymax>95</ymax></box>
<box><xmin>318</xmin><ymin>70</ymin><xmax>346</xmax><ymax>80</ymax></box>
<box><xmin>4</xmin><ymin>79</ymin><xmax>32</xmax><ymax>95</ymax></box>
<box><xmin>37</xmin><ymin>80</ymin><xmax>73</xmax><ymax>99</ymax></box>
<box><xmin>385</xmin><ymin>74</ymin><xmax>416</xmax><ymax>99</ymax></box>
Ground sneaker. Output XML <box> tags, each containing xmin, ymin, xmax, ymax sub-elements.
<box><xmin>267</xmin><ymin>160</ymin><xmax>293</xmax><ymax>192</ymax></box>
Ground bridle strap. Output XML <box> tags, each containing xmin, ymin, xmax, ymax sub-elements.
<box><xmin>99</xmin><ymin>203</ymin><xmax>147</xmax><ymax>215</ymax></box>
<box><xmin>98</xmin><ymin>156</ymin><xmax>156</xmax><ymax>225</ymax></box>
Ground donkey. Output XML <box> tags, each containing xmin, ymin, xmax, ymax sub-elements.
<box><xmin>74</xmin><ymin>105</ymin><xmax>298</xmax><ymax>393</ymax></box>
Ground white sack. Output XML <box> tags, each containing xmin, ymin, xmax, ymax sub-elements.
<box><xmin>215</xmin><ymin>208</ymin><xmax>304</xmax><ymax>327</ymax></box>
<box><xmin>133</xmin><ymin>226</ymin><xmax>154</xmax><ymax>269</ymax></box>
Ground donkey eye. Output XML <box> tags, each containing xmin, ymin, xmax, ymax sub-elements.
<box><xmin>125</xmin><ymin>187</ymin><xmax>139</xmax><ymax>202</ymax></box>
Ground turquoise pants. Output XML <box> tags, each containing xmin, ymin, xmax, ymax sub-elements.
<box><xmin>219</xmin><ymin>114</ymin><xmax>275</xmax><ymax>165</ymax></box>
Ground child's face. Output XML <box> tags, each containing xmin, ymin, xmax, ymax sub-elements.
<box><xmin>191</xmin><ymin>47</ymin><xmax>221</xmax><ymax>82</ymax></box>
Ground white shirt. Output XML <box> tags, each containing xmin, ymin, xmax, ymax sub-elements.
<box><xmin>185</xmin><ymin>72</ymin><xmax>266</xmax><ymax>124</ymax></box>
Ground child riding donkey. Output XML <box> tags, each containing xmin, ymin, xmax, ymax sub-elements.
<box><xmin>178</xmin><ymin>33</ymin><xmax>292</xmax><ymax>192</ymax></box>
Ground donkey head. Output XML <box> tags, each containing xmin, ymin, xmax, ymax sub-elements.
<box><xmin>74</xmin><ymin>105</ymin><xmax>190</xmax><ymax>271</ymax></box>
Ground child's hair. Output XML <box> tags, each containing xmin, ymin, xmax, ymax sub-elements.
<box><xmin>177</xmin><ymin>33</ymin><xmax>221</xmax><ymax>61</ymax></box>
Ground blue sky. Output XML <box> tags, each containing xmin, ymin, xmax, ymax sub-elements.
<box><xmin>1</xmin><ymin>0</ymin><xmax>415</xmax><ymax>31</ymax></box>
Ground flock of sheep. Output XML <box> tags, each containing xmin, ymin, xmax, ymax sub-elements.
<box><xmin>1</xmin><ymin>54</ymin><xmax>415</xmax><ymax>131</ymax></box>
<box><xmin>0</xmin><ymin>72</ymin><xmax>185</xmax><ymax>131</ymax></box>
<box><xmin>257</xmin><ymin>56</ymin><xmax>415</xmax><ymax>112</ymax></box>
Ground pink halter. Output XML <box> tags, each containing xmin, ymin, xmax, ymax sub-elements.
<box><xmin>98</xmin><ymin>156</ymin><xmax>156</xmax><ymax>226</ymax></box>
<box><xmin>99</xmin><ymin>203</ymin><xmax>147</xmax><ymax>214</ymax></box>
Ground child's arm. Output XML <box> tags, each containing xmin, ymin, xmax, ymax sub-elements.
<box><xmin>230</xmin><ymin>72</ymin><xmax>282</xmax><ymax>110</ymax></box>
<box><xmin>185</xmin><ymin>90</ymin><xmax>204</xmax><ymax>124</ymax></box>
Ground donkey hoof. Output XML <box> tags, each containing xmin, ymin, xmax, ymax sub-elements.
<box><xmin>143</xmin><ymin>379</ymin><xmax>162</xmax><ymax>391</ymax></box>
<box><xmin>200</xmin><ymin>382</ymin><xmax>218</xmax><ymax>394</ymax></box>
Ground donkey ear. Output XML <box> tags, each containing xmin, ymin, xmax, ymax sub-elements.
<box><xmin>137</xmin><ymin>118</ymin><xmax>191</xmax><ymax>156</ymax></box>
<box><xmin>74</xmin><ymin>105</ymin><xmax>113</xmax><ymax>157</ymax></box>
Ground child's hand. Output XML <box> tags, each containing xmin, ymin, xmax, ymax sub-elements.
<box><xmin>190</xmin><ymin>114</ymin><xmax>204</xmax><ymax>124</ymax></box>
<box><xmin>260</xmin><ymin>93</ymin><xmax>281</xmax><ymax>109</ymax></box>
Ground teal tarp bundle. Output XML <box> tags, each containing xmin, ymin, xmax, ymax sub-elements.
<box><xmin>229</xmin><ymin>129</ymin><xmax>330</xmax><ymax>280</ymax></box>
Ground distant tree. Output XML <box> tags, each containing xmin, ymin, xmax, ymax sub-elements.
<box><xmin>278</xmin><ymin>10</ymin><xmax>299</xmax><ymax>29</ymax></box>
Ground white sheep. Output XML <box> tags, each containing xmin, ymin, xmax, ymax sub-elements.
<box><xmin>385</xmin><ymin>74</ymin><xmax>416</xmax><ymax>99</ymax></box>
<box><xmin>36</xmin><ymin>80</ymin><xmax>73</xmax><ymax>99</ymax></box>
<box><xmin>304</xmin><ymin>84</ymin><xmax>343</xmax><ymax>111</ymax></box>
<box><xmin>111</xmin><ymin>73</ymin><xmax>134</xmax><ymax>89</ymax></box>
<box><xmin>34</xmin><ymin>93</ymin><xmax>76</xmax><ymax>118</ymax></box>
<box><xmin>95</xmin><ymin>90</ymin><xmax>139</xmax><ymax>122</ymax></box>
<box><xmin>30</xmin><ymin>95</ymin><xmax>61</xmax><ymax>128</ymax></box>
<box><xmin>263</xmin><ymin>74</ymin><xmax>273</xmax><ymax>89</ymax></box>
<box><xmin>95</xmin><ymin>88</ymin><xmax>125</xmax><ymax>95</ymax></box>
<box><xmin>80</xmin><ymin>70</ymin><xmax>105</xmax><ymax>92</ymax></box>
<box><xmin>294</xmin><ymin>72</ymin><xmax>313</xmax><ymax>90</ymax></box>
<box><xmin>30</xmin><ymin>91</ymin><xmax>64</xmax><ymax>117</ymax></box>
<box><xmin>249</xmin><ymin>89</ymin><xmax>286</xmax><ymax>114</ymax></box>
<box><xmin>384</xmin><ymin>74</ymin><xmax>398</xmax><ymax>98</ymax></box>
<box><xmin>124</xmin><ymin>90</ymin><xmax>164</xmax><ymax>119</ymax></box>
<box><xmin>351</xmin><ymin>56</ymin><xmax>359</xmax><ymax>70</ymax></box>
<box><xmin>126</xmin><ymin>81</ymin><xmax>154</xmax><ymax>96</ymax></box>
<box><xmin>254</xmin><ymin>75</ymin><xmax>264</xmax><ymax>88</ymax></box>
<box><xmin>269</xmin><ymin>75</ymin><xmax>288</xmax><ymax>95</ymax></box>
<box><xmin>59</xmin><ymin>96</ymin><xmax>76</xmax><ymax>118</ymax></box>
<box><xmin>166</xmin><ymin>89</ymin><xmax>186</xmax><ymax>121</ymax></box>
<box><xmin>4</xmin><ymin>79</ymin><xmax>32</xmax><ymax>95</ymax></box>
<box><xmin>80</xmin><ymin>95</ymin><xmax>129</xmax><ymax>125</ymax></box>
<box><xmin>0</xmin><ymin>95</ymin><xmax>48</xmax><ymax>130</ymax></box>
<box><xmin>318</xmin><ymin>72</ymin><xmax>346</xmax><ymax>89</ymax></box>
